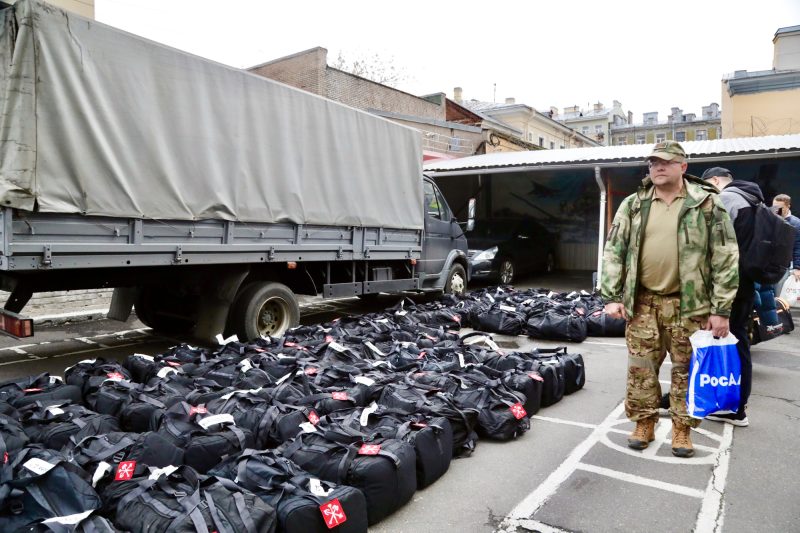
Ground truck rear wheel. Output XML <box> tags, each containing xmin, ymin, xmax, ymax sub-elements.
<box><xmin>229</xmin><ymin>282</ymin><xmax>300</xmax><ymax>341</ymax></box>
<box><xmin>444</xmin><ymin>264</ymin><xmax>467</xmax><ymax>296</ymax></box>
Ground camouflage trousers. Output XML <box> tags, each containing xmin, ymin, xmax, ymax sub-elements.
<box><xmin>625</xmin><ymin>289</ymin><xmax>705</xmax><ymax>427</ymax></box>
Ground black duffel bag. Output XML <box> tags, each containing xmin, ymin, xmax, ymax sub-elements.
<box><xmin>66</xmin><ymin>431</ymin><xmax>184</xmax><ymax>472</ymax></box>
<box><xmin>472</xmin><ymin>304</ymin><xmax>527</xmax><ymax>336</ymax></box>
<box><xmin>156</xmin><ymin>402</ymin><xmax>254</xmax><ymax>474</ymax></box>
<box><xmin>526</xmin><ymin>304</ymin><xmax>588</xmax><ymax>342</ymax></box>
<box><xmin>532</xmin><ymin>347</ymin><xmax>585</xmax><ymax>395</ymax></box>
<box><xmin>281</xmin><ymin>428</ymin><xmax>416</xmax><ymax>525</ymax></box>
<box><xmin>112</xmin><ymin>465</ymin><xmax>277</xmax><ymax>533</ymax></box>
<box><xmin>450</xmin><ymin>374</ymin><xmax>530</xmax><ymax>441</ymax></box>
<box><xmin>2</xmin><ymin>374</ymin><xmax>82</xmax><ymax>409</ymax></box>
<box><xmin>586</xmin><ymin>309</ymin><xmax>626</xmax><ymax>337</ymax></box>
<box><xmin>211</xmin><ymin>449</ymin><xmax>369</xmax><ymax>533</ymax></box>
<box><xmin>0</xmin><ymin>447</ymin><xmax>102</xmax><ymax>531</ymax></box>
<box><xmin>20</xmin><ymin>402</ymin><xmax>120</xmax><ymax>451</ymax></box>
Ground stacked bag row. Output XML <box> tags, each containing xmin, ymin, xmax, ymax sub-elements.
<box><xmin>432</xmin><ymin>286</ymin><xmax>627</xmax><ymax>342</ymax></box>
<box><xmin>0</xmin><ymin>288</ymin><xmax>586</xmax><ymax>532</ymax></box>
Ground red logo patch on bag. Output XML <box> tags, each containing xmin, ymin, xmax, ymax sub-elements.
<box><xmin>308</xmin><ymin>410</ymin><xmax>320</xmax><ymax>425</ymax></box>
<box><xmin>166</xmin><ymin>361</ymin><xmax>182</xmax><ymax>367</ymax></box>
<box><xmin>320</xmin><ymin>498</ymin><xmax>347</xmax><ymax>529</ymax></box>
<box><xmin>411</xmin><ymin>422</ymin><xmax>428</xmax><ymax>428</ymax></box>
<box><xmin>3</xmin><ymin>452</ymin><xmax>8</xmax><ymax>464</ymax></box>
<box><xmin>510</xmin><ymin>403</ymin><xmax>527</xmax><ymax>420</ymax></box>
<box><xmin>527</xmin><ymin>372</ymin><xmax>544</xmax><ymax>382</ymax></box>
<box><xmin>189</xmin><ymin>406</ymin><xmax>208</xmax><ymax>416</ymax></box>
<box><xmin>331</xmin><ymin>392</ymin><xmax>348</xmax><ymax>401</ymax></box>
<box><xmin>304</xmin><ymin>367</ymin><xmax>319</xmax><ymax>375</ymax></box>
<box><xmin>358</xmin><ymin>443</ymin><xmax>381</xmax><ymax>455</ymax></box>
<box><xmin>114</xmin><ymin>461</ymin><xmax>136</xmax><ymax>481</ymax></box>
<box><xmin>325</xmin><ymin>335</ymin><xmax>334</xmax><ymax>343</ymax></box>
<box><xmin>106</xmin><ymin>372</ymin><xmax>125</xmax><ymax>380</ymax></box>
<box><xmin>22</xmin><ymin>388</ymin><xmax>42</xmax><ymax>393</ymax></box>
<box><xmin>284</xmin><ymin>341</ymin><xmax>297</xmax><ymax>347</ymax></box>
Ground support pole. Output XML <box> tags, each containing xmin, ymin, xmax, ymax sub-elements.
<box><xmin>594</xmin><ymin>166</ymin><xmax>606</xmax><ymax>291</ymax></box>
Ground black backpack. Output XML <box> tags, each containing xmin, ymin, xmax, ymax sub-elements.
<box><xmin>741</xmin><ymin>202</ymin><xmax>797</xmax><ymax>284</ymax></box>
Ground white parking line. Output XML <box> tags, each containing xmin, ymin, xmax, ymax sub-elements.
<box><xmin>499</xmin><ymin>402</ymin><xmax>734</xmax><ymax>532</ymax></box>
<box><xmin>576</xmin><ymin>462</ymin><xmax>705</xmax><ymax>498</ymax></box>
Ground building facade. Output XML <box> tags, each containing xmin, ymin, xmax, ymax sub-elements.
<box><xmin>721</xmin><ymin>25</ymin><xmax>800</xmax><ymax>138</ymax></box>
<box><xmin>458</xmin><ymin>95</ymin><xmax>598</xmax><ymax>151</ymax></box>
<box><xmin>552</xmin><ymin>101</ymin><xmax>629</xmax><ymax>146</ymax></box>
<box><xmin>609</xmin><ymin>104</ymin><xmax>722</xmax><ymax>145</ymax></box>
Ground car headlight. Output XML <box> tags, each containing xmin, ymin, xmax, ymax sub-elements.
<box><xmin>473</xmin><ymin>246</ymin><xmax>498</xmax><ymax>262</ymax></box>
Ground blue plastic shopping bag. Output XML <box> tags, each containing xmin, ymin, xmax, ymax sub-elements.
<box><xmin>686</xmin><ymin>330</ymin><xmax>741</xmax><ymax>418</ymax></box>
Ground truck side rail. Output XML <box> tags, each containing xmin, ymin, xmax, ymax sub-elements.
<box><xmin>0</xmin><ymin>209</ymin><xmax>423</xmax><ymax>271</ymax></box>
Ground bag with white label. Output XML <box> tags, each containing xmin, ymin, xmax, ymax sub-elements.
<box><xmin>156</xmin><ymin>402</ymin><xmax>254</xmax><ymax>473</ymax></box>
<box><xmin>112</xmin><ymin>465</ymin><xmax>276</xmax><ymax>533</ymax></box>
<box><xmin>210</xmin><ymin>449</ymin><xmax>369</xmax><ymax>533</ymax></box>
<box><xmin>280</xmin><ymin>429</ymin><xmax>417</xmax><ymax>526</ymax></box>
<box><xmin>0</xmin><ymin>447</ymin><xmax>102</xmax><ymax>531</ymax></box>
<box><xmin>19</xmin><ymin>403</ymin><xmax>121</xmax><ymax>451</ymax></box>
<box><xmin>525</xmin><ymin>304</ymin><xmax>588</xmax><ymax>343</ymax></box>
<box><xmin>1</xmin><ymin>373</ymin><xmax>82</xmax><ymax>408</ymax></box>
<box><xmin>64</xmin><ymin>359</ymin><xmax>133</xmax><ymax>401</ymax></box>
<box><xmin>687</xmin><ymin>330</ymin><xmax>742</xmax><ymax>418</ymax></box>
<box><xmin>472</xmin><ymin>304</ymin><xmax>527</xmax><ymax>336</ymax></box>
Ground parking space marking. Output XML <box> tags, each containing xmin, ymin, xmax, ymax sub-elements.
<box><xmin>499</xmin><ymin>401</ymin><xmax>734</xmax><ymax>533</ymax></box>
<box><xmin>575</xmin><ymin>462</ymin><xmax>705</xmax><ymax>498</ymax></box>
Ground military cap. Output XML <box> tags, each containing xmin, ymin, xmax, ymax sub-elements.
<box><xmin>700</xmin><ymin>167</ymin><xmax>732</xmax><ymax>180</ymax></box>
<box><xmin>646</xmin><ymin>140</ymin><xmax>687</xmax><ymax>162</ymax></box>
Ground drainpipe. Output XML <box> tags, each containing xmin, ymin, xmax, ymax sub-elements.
<box><xmin>595</xmin><ymin>166</ymin><xmax>606</xmax><ymax>290</ymax></box>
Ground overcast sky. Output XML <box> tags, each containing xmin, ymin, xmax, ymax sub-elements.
<box><xmin>95</xmin><ymin>0</ymin><xmax>800</xmax><ymax>122</ymax></box>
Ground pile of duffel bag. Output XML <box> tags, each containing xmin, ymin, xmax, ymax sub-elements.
<box><xmin>0</xmin><ymin>286</ymin><xmax>586</xmax><ymax>532</ymax></box>
<box><xmin>440</xmin><ymin>286</ymin><xmax>627</xmax><ymax>341</ymax></box>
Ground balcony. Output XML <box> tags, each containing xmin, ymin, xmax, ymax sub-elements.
<box><xmin>421</xmin><ymin>131</ymin><xmax>474</xmax><ymax>156</ymax></box>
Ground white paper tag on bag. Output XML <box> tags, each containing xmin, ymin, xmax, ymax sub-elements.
<box><xmin>197</xmin><ymin>414</ymin><xmax>235</xmax><ymax>429</ymax></box>
<box><xmin>359</xmin><ymin>402</ymin><xmax>379</xmax><ymax>426</ymax></box>
<box><xmin>328</xmin><ymin>341</ymin><xmax>347</xmax><ymax>353</ymax></box>
<box><xmin>499</xmin><ymin>305</ymin><xmax>517</xmax><ymax>313</ymax></box>
<box><xmin>133</xmin><ymin>353</ymin><xmax>155</xmax><ymax>362</ymax></box>
<box><xmin>149</xmin><ymin>465</ymin><xmax>179</xmax><ymax>480</ymax></box>
<box><xmin>42</xmin><ymin>510</ymin><xmax>94</xmax><ymax>525</ymax></box>
<box><xmin>354</xmin><ymin>376</ymin><xmax>376</xmax><ymax>387</ymax></box>
<box><xmin>92</xmin><ymin>461</ymin><xmax>112</xmax><ymax>487</ymax></box>
<box><xmin>458</xmin><ymin>352</ymin><xmax>466</xmax><ymax>368</ymax></box>
<box><xmin>239</xmin><ymin>359</ymin><xmax>253</xmax><ymax>373</ymax></box>
<box><xmin>156</xmin><ymin>367</ymin><xmax>177</xmax><ymax>378</ymax></box>
<box><xmin>46</xmin><ymin>406</ymin><xmax>65</xmax><ymax>416</ymax></box>
<box><xmin>299</xmin><ymin>422</ymin><xmax>318</xmax><ymax>433</ymax></box>
<box><xmin>309</xmin><ymin>478</ymin><xmax>333</xmax><ymax>497</ymax></box>
<box><xmin>24</xmin><ymin>458</ymin><xmax>56</xmax><ymax>476</ymax></box>
<box><xmin>364</xmin><ymin>341</ymin><xmax>386</xmax><ymax>357</ymax></box>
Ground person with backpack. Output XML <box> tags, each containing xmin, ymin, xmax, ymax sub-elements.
<box><xmin>700</xmin><ymin>167</ymin><xmax>765</xmax><ymax>426</ymax></box>
<box><xmin>602</xmin><ymin>142</ymin><xmax>739</xmax><ymax>458</ymax></box>
<box><xmin>771</xmin><ymin>194</ymin><xmax>800</xmax><ymax>288</ymax></box>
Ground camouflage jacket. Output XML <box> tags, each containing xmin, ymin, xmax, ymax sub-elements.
<box><xmin>601</xmin><ymin>174</ymin><xmax>739</xmax><ymax>318</ymax></box>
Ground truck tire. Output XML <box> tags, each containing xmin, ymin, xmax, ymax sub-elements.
<box><xmin>229</xmin><ymin>282</ymin><xmax>300</xmax><ymax>341</ymax></box>
<box><xmin>444</xmin><ymin>264</ymin><xmax>467</xmax><ymax>296</ymax></box>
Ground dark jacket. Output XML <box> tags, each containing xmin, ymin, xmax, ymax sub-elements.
<box><xmin>719</xmin><ymin>180</ymin><xmax>764</xmax><ymax>280</ymax></box>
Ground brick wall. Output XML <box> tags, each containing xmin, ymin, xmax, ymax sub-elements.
<box><xmin>1</xmin><ymin>289</ymin><xmax>112</xmax><ymax>318</ymax></box>
<box><xmin>249</xmin><ymin>47</ymin><xmax>445</xmax><ymax>121</ymax></box>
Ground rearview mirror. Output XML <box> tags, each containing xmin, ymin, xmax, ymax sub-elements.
<box><xmin>467</xmin><ymin>198</ymin><xmax>475</xmax><ymax>232</ymax></box>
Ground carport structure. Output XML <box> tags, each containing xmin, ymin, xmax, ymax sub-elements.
<box><xmin>424</xmin><ymin>134</ymin><xmax>800</xmax><ymax>287</ymax></box>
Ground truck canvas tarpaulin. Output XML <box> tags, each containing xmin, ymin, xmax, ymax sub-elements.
<box><xmin>0</xmin><ymin>0</ymin><xmax>423</xmax><ymax>229</ymax></box>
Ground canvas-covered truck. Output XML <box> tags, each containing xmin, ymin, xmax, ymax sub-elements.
<box><xmin>0</xmin><ymin>0</ymin><xmax>471</xmax><ymax>341</ymax></box>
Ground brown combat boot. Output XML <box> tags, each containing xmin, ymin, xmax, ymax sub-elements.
<box><xmin>627</xmin><ymin>417</ymin><xmax>656</xmax><ymax>450</ymax></box>
<box><xmin>671</xmin><ymin>420</ymin><xmax>695</xmax><ymax>458</ymax></box>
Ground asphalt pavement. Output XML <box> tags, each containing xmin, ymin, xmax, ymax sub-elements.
<box><xmin>1</xmin><ymin>272</ymin><xmax>798</xmax><ymax>532</ymax></box>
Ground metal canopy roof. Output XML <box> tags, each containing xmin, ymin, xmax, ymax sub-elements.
<box><xmin>424</xmin><ymin>134</ymin><xmax>800</xmax><ymax>175</ymax></box>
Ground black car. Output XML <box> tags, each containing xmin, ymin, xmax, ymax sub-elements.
<box><xmin>467</xmin><ymin>218</ymin><xmax>558</xmax><ymax>284</ymax></box>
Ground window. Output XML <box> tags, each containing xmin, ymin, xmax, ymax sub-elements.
<box><xmin>635</xmin><ymin>133</ymin><xmax>645</xmax><ymax>144</ymax></box>
<box><xmin>656</xmin><ymin>133</ymin><xmax>666</xmax><ymax>143</ymax></box>
<box><xmin>582</xmin><ymin>126</ymin><xmax>589</xmax><ymax>134</ymax></box>
<box><xmin>423</xmin><ymin>181</ymin><xmax>442</xmax><ymax>220</ymax></box>
<box><xmin>559</xmin><ymin>145</ymin><xmax>565</xmax><ymax>149</ymax></box>
<box><xmin>595</xmin><ymin>124</ymin><xmax>603</xmax><ymax>133</ymax></box>
<box><xmin>675</xmin><ymin>131</ymin><xmax>686</xmax><ymax>142</ymax></box>
<box><xmin>528</xmin><ymin>132</ymin><xmax>533</xmax><ymax>141</ymax></box>
<box><xmin>696</xmin><ymin>129</ymin><xmax>707</xmax><ymax>140</ymax></box>
<box><xmin>539</xmin><ymin>137</ymin><xmax>544</xmax><ymax>147</ymax></box>
<box><xmin>617</xmin><ymin>137</ymin><xmax>627</xmax><ymax>145</ymax></box>
<box><xmin>550</xmin><ymin>141</ymin><xmax>555</xmax><ymax>149</ymax></box>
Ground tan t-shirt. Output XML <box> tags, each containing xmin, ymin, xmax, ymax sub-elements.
<box><xmin>639</xmin><ymin>188</ymin><xmax>686</xmax><ymax>294</ymax></box>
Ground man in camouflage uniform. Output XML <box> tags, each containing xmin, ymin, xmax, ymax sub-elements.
<box><xmin>601</xmin><ymin>141</ymin><xmax>739</xmax><ymax>457</ymax></box>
